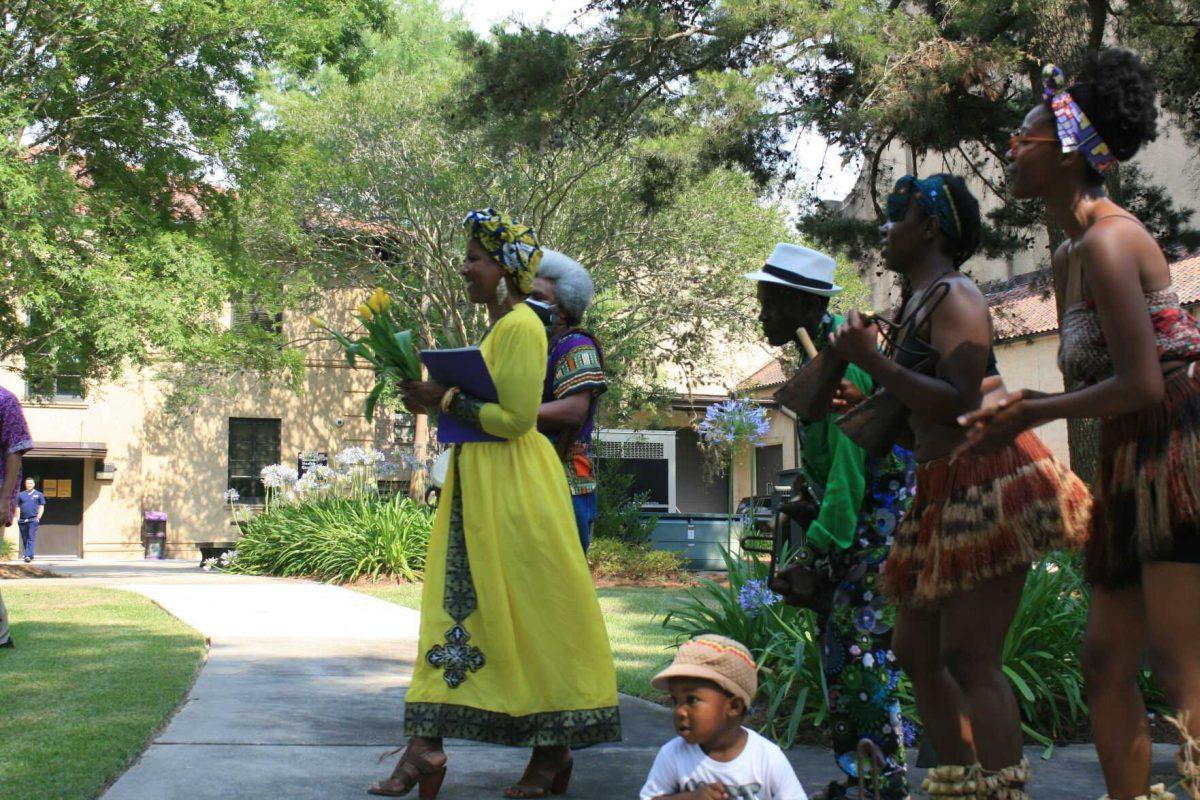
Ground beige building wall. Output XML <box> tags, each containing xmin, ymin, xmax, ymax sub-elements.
<box><xmin>3</xmin><ymin>291</ymin><xmax>380</xmax><ymax>559</ymax></box>
<box><xmin>992</xmin><ymin>335</ymin><xmax>1070</xmax><ymax>464</ymax></box>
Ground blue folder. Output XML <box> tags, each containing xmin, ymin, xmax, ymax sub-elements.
<box><xmin>419</xmin><ymin>348</ymin><xmax>502</xmax><ymax>444</ymax></box>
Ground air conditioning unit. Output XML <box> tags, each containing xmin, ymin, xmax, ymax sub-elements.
<box><xmin>592</xmin><ymin>429</ymin><xmax>677</xmax><ymax>511</ymax></box>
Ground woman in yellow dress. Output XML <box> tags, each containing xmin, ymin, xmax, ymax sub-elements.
<box><xmin>371</xmin><ymin>209</ymin><xmax>620</xmax><ymax>799</ymax></box>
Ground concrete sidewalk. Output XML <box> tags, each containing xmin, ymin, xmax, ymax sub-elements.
<box><xmin>13</xmin><ymin>559</ymin><xmax>1184</xmax><ymax>798</ymax></box>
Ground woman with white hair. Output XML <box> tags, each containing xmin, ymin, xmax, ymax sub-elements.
<box><xmin>530</xmin><ymin>250</ymin><xmax>607</xmax><ymax>552</ymax></box>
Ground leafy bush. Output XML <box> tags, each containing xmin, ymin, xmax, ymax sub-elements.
<box><xmin>1002</xmin><ymin>552</ymin><xmax>1089</xmax><ymax>748</ymax></box>
<box><xmin>1004</xmin><ymin>551</ymin><xmax>1165</xmax><ymax>751</ymax></box>
<box><xmin>230</xmin><ymin>495</ymin><xmax>433</xmax><ymax>583</ymax></box>
<box><xmin>662</xmin><ymin>547</ymin><xmax>832</xmax><ymax>748</ymax></box>
<box><xmin>661</xmin><ymin>547</ymin><xmax>1150</xmax><ymax>752</ymax></box>
<box><xmin>0</xmin><ymin>536</ymin><xmax>11</xmax><ymax>559</ymax></box>
<box><xmin>588</xmin><ymin>537</ymin><xmax>686</xmax><ymax>582</ymax></box>
<box><xmin>593</xmin><ymin>462</ymin><xmax>657</xmax><ymax>545</ymax></box>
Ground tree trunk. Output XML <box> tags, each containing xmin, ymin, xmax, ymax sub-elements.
<box><xmin>1067</xmin><ymin>418</ymin><xmax>1101</xmax><ymax>488</ymax></box>
<box><xmin>408</xmin><ymin>412</ymin><xmax>430</xmax><ymax>502</ymax></box>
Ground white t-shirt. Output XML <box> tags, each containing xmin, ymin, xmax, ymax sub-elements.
<box><xmin>640</xmin><ymin>728</ymin><xmax>808</xmax><ymax>800</ymax></box>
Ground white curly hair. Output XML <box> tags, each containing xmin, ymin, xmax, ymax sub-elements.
<box><xmin>537</xmin><ymin>249</ymin><xmax>595</xmax><ymax>325</ymax></box>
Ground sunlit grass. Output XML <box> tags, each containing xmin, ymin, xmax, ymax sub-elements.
<box><xmin>0</xmin><ymin>586</ymin><xmax>205</xmax><ymax>800</ymax></box>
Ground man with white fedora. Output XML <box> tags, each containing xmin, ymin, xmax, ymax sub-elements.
<box><xmin>745</xmin><ymin>243</ymin><xmax>915</xmax><ymax>800</ymax></box>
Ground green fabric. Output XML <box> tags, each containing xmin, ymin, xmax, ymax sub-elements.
<box><xmin>800</xmin><ymin>315</ymin><xmax>872</xmax><ymax>553</ymax></box>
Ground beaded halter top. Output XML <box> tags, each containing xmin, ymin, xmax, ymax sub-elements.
<box><xmin>1058</xmin><ymin>287</ymin><xmax>1200</xmax><ymax>390</ymax></box>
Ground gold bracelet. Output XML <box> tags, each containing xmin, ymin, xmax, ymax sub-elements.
<box><xmin>440</xmin><ymin>387</ymin><xmax>460</xmax><ymax>413</ymax></box>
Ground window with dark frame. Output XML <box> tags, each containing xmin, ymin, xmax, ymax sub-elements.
<box><xmin>230</xmin><ymin>294</ymin><xmax>283</xmax><ymax>336</ymax></box>
<box><xmin>24</xmin><ymin>310</ymin><xmax>85</xmax><ymax>401</ymax></box>
<box><xmin>228</xmin><ymin>418</ymin><xmax>281</xmax><ymax>503</ymax></box>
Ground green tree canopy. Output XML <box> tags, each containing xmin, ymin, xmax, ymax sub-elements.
<box><xmin>249</xmin><ymin>0</ymin><xmax>792</xmax><ymax>420</ymax></box>
<box><xmin>0</xmin><ymin>0</ymin><xmax>389</xmax><ymax>398</ymax></box>
<box><xmin>458</xmin><ymin>1</ymin><xmax>1200</xmax><ymax>265</ymax></box>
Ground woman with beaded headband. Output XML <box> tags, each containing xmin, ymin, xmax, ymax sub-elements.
<box><xmin>373</xmin><ymin>209</ymin><xmax>621</xmax><ymax>798</ymax></box>
<box><xmin>829</xmin><ymin>173</ymin><xmax>1090</xmax><ymax>799</ymax></box>
<box><xmin>961</xmin><ymin>49</ymin><xmax>1200</xmax><ymax>800</ymax></box>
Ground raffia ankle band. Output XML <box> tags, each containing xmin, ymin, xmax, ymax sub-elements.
<box><xmin>979</xmin><ymin>758</ymin><xmax>1031</xmax><ymax>799</ymax></box>
<box><xmin>922</xmin><ymin>764</ymin><xmax>985</xmax><ymax>798</ymax></box>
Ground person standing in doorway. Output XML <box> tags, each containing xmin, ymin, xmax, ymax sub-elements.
<box><xmin>17</xmin><ymin>477</ymin><xmax>45</xmax><ymax>563</ymax></box>
<box><xmin>0</xmin><ymin>385</ymin><xmax>35</xmax><ymax>648</ymax></box>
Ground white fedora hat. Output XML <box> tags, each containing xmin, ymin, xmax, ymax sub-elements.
<box><xmin>743</xmin><ymin>243</ymin><xmax>842</xmax><ymax>297</ymax></box>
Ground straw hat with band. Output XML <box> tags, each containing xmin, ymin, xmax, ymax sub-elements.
<box><xmin>651</xmin><ymin>634</ymin><xmax>758</xmax><ymax>707</ymax></box>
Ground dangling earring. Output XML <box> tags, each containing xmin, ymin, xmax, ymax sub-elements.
<box><xmin>495</xmin><ymin>276</ymin><xmax>509</xmax><ymax>306</ymax></box>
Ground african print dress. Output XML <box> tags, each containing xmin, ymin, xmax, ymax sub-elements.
<box><xmin>403</xmin><ymin>303</ymin><xmax>621</xmax><ymax>747</ymax></box>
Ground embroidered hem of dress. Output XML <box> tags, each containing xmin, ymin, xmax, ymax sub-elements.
<box><xmin>404</xmin><ymin>702</ymin><xmax>622</xmax><ymax>748</ymax></box>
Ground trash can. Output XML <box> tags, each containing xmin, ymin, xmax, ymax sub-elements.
<box><xmin>142</xmin><ymin>511</ymin><xmax>167</xmax><ymax>559</ymax></box>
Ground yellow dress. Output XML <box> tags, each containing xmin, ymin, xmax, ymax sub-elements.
<box><xmin>403</xmin><ymin>303</ymin><xmax>621</xmax><ymax>746</ymax></box>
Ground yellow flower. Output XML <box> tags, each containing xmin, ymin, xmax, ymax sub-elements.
<box><xmin>357</xmin><ymin>303</ymin><xmax>374</xmax><ymax>321</ymax></box>
<box><xmin>308</xmin><ymin>315</ymin><xmax>326</xmax><ymax>329</ymax></box>
<box><xmin>367</xmin><ymin>287</ymin><xmax>390</xmax><ymax>314</ymax></box>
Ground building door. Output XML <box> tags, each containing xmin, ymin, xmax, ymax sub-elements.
<box><xmin>755</xmin><ymin>444</ymin><xmax>785</xmax><ymax>497</ymax></box>
<box><xmin>22</xmin><ymin>458</ymin><xmax>85</xmax><ymax>557</ymax></box>
<box><xmin>674</xmin><ymin>429</ymin><xmax>729</xmax><ymax>514</ymax></box>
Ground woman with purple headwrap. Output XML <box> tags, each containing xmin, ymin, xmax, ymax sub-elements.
<box><xmin>962</xmin><ymin>49</ymin><xmax>1200</xmax><ymax>800</ymax></box>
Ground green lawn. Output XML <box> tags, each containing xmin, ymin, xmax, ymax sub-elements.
<box><xmin>357</xmin><ymin>583</ymin><xmax>687</xmax><ymax>700</ymax></box>
<box><xmin>0</xmin><ymin>586</ymin><xmax>206</xmax><ymax>800</ymax></box>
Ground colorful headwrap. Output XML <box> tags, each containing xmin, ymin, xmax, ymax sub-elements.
<box><xmin>1042</xmin><ymin>63</ymin><xmax>1117</xmax><ymax>175</ymax></box>
<box><xmin>886</xmin><ymin>175</ymin><xmax>962</xmax><ymax>244</ymax></box>
<box><xmin>462</xmin><ymin>208</ymin><xmax>543</xmax><ymax>294</ymax></box>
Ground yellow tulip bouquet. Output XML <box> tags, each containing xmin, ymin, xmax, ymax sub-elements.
<box><xmin>311</xmin><ymin>288</ymin><xmax>420</xmax><ymax>422</ymax></box>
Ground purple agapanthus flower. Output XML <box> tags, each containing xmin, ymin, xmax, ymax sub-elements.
<box><xmin>738</xmin><ymin>578</ymin><xmax>782</xmax><ymax>618</ymax></box>
<box><xmin>697</xmin><ymin>398</ymin><xmax>771</xmax><ymax>449</ymax></box>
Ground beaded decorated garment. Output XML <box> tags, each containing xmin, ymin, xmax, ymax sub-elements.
<box><xmin>1058</xmin><ymin>287</ymin><xmax>1200</xmax><ymax>391</ymax></box>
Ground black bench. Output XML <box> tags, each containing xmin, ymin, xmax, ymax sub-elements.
<box><xmin>197</xmin><ymin>541</ymin><xmax>237</xmax><ymax>567</ymax></box>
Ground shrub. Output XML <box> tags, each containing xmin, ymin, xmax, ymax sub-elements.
<box><xmin>588</xmin><ymin>537</ymin><xmax>686</xmax><ymax>582</ymax></box>
<box><xmin>592</xmin><ymin>462</ymin><xmax>657</xmax><ymax>545</ymax></box>
<box><xmin>1004</xmin><ymin>550</ymin><xmax>1165</xmax><ymax>751</ymax></box>
<box><xmin>662</xmin><ymin>547</ymin><xmax>832</xmax><ymax>748</ymax></box>
<box><xmin>0</xmin><ymin>536</ymin><xmax>11</xmax><ymax>559</ymax></box>
<box><xmin>661</xmin><ymin>547</ymin><xmax>1145</xmax><ymax>752</ymax></box>
<box><xmin>230</xmin><ymin>495</ymin><xmax>433</xmax><ymax>583</ymax></box>
<box><xmin>1002</xmin><ymin>551</ymin><xmax>1089</xmax><ymax>748</ymax></box>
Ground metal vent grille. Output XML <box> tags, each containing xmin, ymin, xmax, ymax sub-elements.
<box><xmin>623</xmin><ymin>441</ymin><xmax>665</xmax><ymax>459</ymax></box>
<box><xmin>594</xmin><ymin>439</ymin><xmax>668</xmax><ymax>459</ymax></box>
<box><xmin>594</xmin><ymin>441</ymin><xmax>623</xmax><ymax>459</ymax></box>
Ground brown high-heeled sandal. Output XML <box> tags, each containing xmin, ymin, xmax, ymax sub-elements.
<box><xmin>368</xmin><ymin>744</ymin><xmax>448</xmax><ymax>798</ymax></box>
<box><xmin>502</xmin><ymin>756</ymin><xmax>573</xmax><ymax>798</ymax></box>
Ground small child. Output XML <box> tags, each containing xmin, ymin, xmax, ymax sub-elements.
<box><xmin>641</xmin><ymin>634</ymin><xmax>807</xmax><ymax>800</ymax></box>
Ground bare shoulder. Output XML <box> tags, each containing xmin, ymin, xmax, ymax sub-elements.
<box><xmin>938</xmin><ymin>273</ymin><xmax>987</xmax><ymax>314</ymax></box>
<box><xmin>1078</xmin><ymin>213</ymin><xmax>1168</xmax><ymax>289</ymax></box>
<box><xmin>1077</xmin><ymin>213</ymin><xmax>1158</xmax><ymax>265</ymax></box>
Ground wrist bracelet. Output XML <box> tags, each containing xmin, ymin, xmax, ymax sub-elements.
<box><xmin>440</xmin><ymin>387</ymin><xmax>460</xmax><ymax>413</ymax></box>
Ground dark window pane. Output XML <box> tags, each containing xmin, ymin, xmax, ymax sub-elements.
<box><xmin>228</xmin><ymin>418</ymin><xmax>281</xmax><ymax>502</ymax></box>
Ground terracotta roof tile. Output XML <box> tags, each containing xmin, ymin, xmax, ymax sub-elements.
<box><xmin>739</xmin><ymin>357</ymin><xmax>789</xmax><ymax>391</ymax></box>
<box><xmin>988</xmin><ymin>253</ymin><xmax>1200</xmax><ymax>342</ymax></box>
